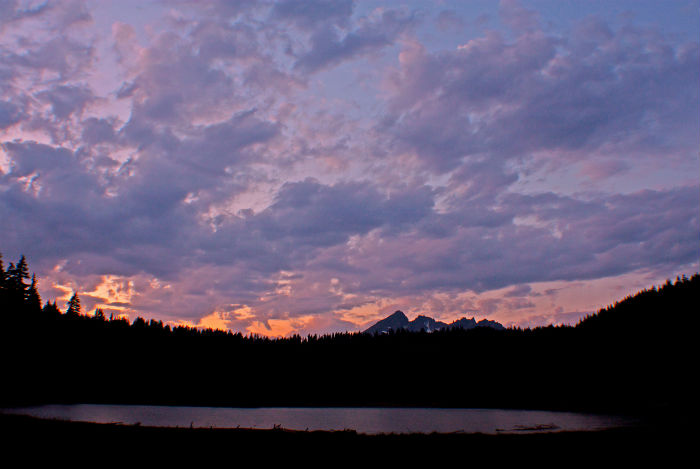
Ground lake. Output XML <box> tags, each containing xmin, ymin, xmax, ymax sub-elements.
<box><xmin>2</xmin><ymin>405</ymin><xmax>633</xmax><ymax>434</ymax></box>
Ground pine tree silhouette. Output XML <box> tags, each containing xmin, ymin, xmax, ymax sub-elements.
<box><xmin>66</xmin><ymin>293</ymin><xmax>81</xmax><ymax>318</ymax></box>
<box><xmin>42</xmin><ymin>300</ymin><xmax>61</xmax><ymax>319</ymax></box>
<box><xmin>2</xmin><ymin>254</ymin><xmax>30</xmax><ymax>312</ymax></box>
<box><xmin>0</xmin><ymin>252</ymin><xmax>6</xmax><ymax>307</ymax></box>
<box><xmin>27</xmin><ymin>274</ymin><xmax>42</xmax><ymax>314</ymax></box>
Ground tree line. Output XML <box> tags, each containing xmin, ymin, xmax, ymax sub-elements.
<box><xmin>1</xmin><ymin>250</ymin><xmax>697</xmax><ymax>415</ymax></box>
<box><xmin>1</xmin><ymin>251</ymin><xmax>255</xmax><ymax>341</ymax></box>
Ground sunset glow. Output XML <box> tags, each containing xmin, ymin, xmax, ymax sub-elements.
<box><xmin>1</xmin><ymin>0</ymin><xmax>698</xmax><ymax>336</ymax></box>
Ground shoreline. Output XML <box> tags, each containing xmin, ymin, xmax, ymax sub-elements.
<box><xmin>0</xmin><ymin>409</ymin><xmax>684</xmax><ymax>441</ymax></box>
<box><xmin>1</xmin><ymin>411</ymin><xmax>689</xmax><ymax>463</ymax></box>
<box><xmin>0</xmin><ymin>406</ymin><xmax>638</xmax><ymax>435</ymax></box>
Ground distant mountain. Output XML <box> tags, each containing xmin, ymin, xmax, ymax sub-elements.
<box><xmin>460</xmin><ymin>318</ymin><xmax>505</xmax><ymax>330</ymax></box>
<box><xmin>363</xmin><ymin>310</ymin><xmax>409</xmax><ymax>335</ymax></box>
<box><xmin>448</xmin><ymin>317</ymin><xmax>478</xmax><ymax>330</ymax></box>
<box><xmin>364</xmin><ymin>311</ymin><xmax>505</xmax><ymax>334</ymax></box>
<box><xmin>405</xmin><ymin>315</ymin><xmax>449</xmax><ymax>333</ymax></box>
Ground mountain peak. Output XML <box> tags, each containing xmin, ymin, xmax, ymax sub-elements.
<box><xmin>363</xmin><ymin>310</ymin><xmax>410</xmax><ymax>335</ymax></box>
<box><xmin>364</xmin><ymin>312</ymin><xmax>504</xmax><ymax>334</ymax></box>
<box><xmin>389</xmin><ymin>310</ymin><xmax>408</xmax><ymax>320</ymax></box>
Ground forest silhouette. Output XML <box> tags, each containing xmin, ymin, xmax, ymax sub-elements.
<box><xmin>0</xmin><ymin>251</ymin><xmax>696</xmax><ymax>415</ymax></box>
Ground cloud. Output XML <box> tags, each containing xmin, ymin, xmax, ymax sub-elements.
<box><xmin>302</xmin><ymin>186</ymin><xmax>699</xmax><ymax>299</ymax></box>
<box><xmin>503</xmin><ymin>284</ymin><xmax>532</xmax><ymax>298</ymax></box>
<box><xmin>1</xmin><ymin>1</ymin><xmax>697</xmax><ymax>335</ymax></box>
<box><xmin>81</xmin><ymin>117</ymin><xmax>117</xmax><ymax>145</ymax></box>
<box><xmin>271</xmin><ymin>0</ymin><xmax>355</xmax><ymax>30</ymax></box>
<box><xmin>0</xmin><ymin>100</ymin><xmax>24</xmax><ymax>129</ymax></box>
<box><xmin>37</xmin><ymin>84</ymin><xmax>95</xmax><ymax>119</ymax></box>
<box><xmin>498</xmin><ymin>0</ymin><xmax>540</xmax><ymax>35</ymax></box>
<box><xmin>2</xmin><ymin>36</ymin><xmax>94</xmax><ymax>81</ymax></box>
<box><xmin>294</xmin><ymin>8</ymin><xmax>417</xmax><ymax>73</ymax></box>
<box><xmin>1</xmin><ymin>141</ymin><xmax>75</xmax><ymax>177</ymax></box>
<box><xmin>383</xmin><ymin>12</ymin><xmax>699</xmax><ymax>174</ymax></box>
<box><xmin>435</xmin><ymin>10</ymin><xmax>465</xmax><ymax>33</ymax></box>
<box><xmin>173</xmin><ymin>0</ymin><xmax>262</xmax><ymax>20</ymax></box>
<box><xmin>0</xmin><ymin>0</ymin><xmax>51</xmax><ymax>30</ymax></box>
<box><xmin>251</xmin><ymin>178</ymin><xmax>435</xmax><ymax>246</ymax></box>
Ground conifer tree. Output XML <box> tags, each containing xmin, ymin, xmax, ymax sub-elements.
<box><xmin>0</xmin><ymin>252</ymin><xmax>5</xmax><ymax>286</ymax></box>
<box><xmin>66</xmin><ymin>293</ymin><xmax>81</xmax><ymax>318</ymax></box>
<box><xmin>8</xmin><ymin>255</ymin><xmax>30</xmax><ymax>292</ymax></box>
<box><xmin>4</xmin><ymin>255</ymin><xmax>30</xmax><ymax>312</ymax></box>
<box><xmin>42</xmin><ymin>301</ymin><xmax>61</xmax><ymax>319</ymax></box>
<box><xmin>27</xmin><ymin>274</ymin><xmax>42</xmax><ymax>314</ymax></box>
<box><xmin>0</xmin><ymin>252</ymin><xmax>6</xmax><ymax>306</ymax></box>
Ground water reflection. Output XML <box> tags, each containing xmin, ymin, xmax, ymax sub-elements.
<box><xmin>3</xmin><ymin>405</ymin><xmax>632</xmax><ymax>435</ymax></box>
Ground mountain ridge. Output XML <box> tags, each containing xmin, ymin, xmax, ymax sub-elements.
<box><xmin>364</xmin><ymin>311</ymin><xmax>505</xmax><ymax>334</ymax></box>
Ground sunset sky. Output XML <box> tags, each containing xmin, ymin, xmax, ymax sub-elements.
<box><xmin>1</xmin><ymin>0</ymin><xmax>698</xmax><ymax>336</ymax></box>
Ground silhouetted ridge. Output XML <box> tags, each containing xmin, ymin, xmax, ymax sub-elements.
<box><xmin>406</xmin><ymin>315</ymin><xmax>448</xmax><ymax>333</ymax></box>
<box><xmin>576</xmin><ymin>273</ymin><xmax>699</xmax><ymax>334</ymax></box>
<box><xmin>364</xmin><ymin>310</ymin><xmax>409</xmax><ymax>334</ymax></box>
<box><xmin>448</xmin><ymin>317</ymin><xmax>477</xmax><ymax>330</ymax></box>
<box><xmin>364</xmin><ymin>312</ymin><xmax>504</xmax><ymax>334</ymax></box>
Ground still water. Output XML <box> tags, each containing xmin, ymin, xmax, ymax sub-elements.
<box><xmin>4</xmin><ymin>405</ymin><xmax>632</xmax><ymax>434</ymax></box>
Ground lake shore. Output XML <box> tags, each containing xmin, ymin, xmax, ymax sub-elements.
<box><xmin>0</xmin><ymin>411</ymin><xmax>689</xmax><ymax>463</ymax></box>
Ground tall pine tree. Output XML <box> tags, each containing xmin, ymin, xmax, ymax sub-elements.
<box><xmin>0</xmin><ymin>252</ymin><xmax>6</xmax><ymax>308</ymax></box>
<box><xmin>4</xmin><ymin>255</ymin><xmax>30</xmax><ymax>312</ymax></box>
<box><xmin>27</xmin><ymin>274</ymin><xmax>42</xmax><ymax>314</ymax></box>
<box><xmin>66</xmin><ymin>293</ymin><xmax>81</xmax><ymax>318</ymax></box>
<box><xmin>93</xmin><ymin>308</ymin><xmax>106</xmax><ymax>321</ymax></box>
<box><xmin>42</xmin><ymin>301</ymin><xmax>61</xmax><ymax>319</ymax></box>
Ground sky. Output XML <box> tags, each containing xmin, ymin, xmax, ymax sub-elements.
<box><xmin>1</xmin><ymin>0</ymin><xmax>698</xmax><ymax>336</ymax></box>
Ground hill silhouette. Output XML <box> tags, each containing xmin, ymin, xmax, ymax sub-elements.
<box><xmin>0</xmin><ymin>251</ymin><xmax>697</xmax><ymax>416</ymax></box>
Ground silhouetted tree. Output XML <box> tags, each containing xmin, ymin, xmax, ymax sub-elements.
<box><xmin>42</xmin><ymin>301</ymin><xmax>61</xmax><ymax>319</ymax></box>
<box><xmin>7</xmin><ymin>255</ymin><xmax>30</xmax><ymax>291</ymax></box>
<box><xmin>66</xmin><ymin>293</ymin><xmax>81</xmax><ymax>318</ymax></box>
<box><xmin>0</xmin><ymin>252</ymin><xmax>6</xmax><ymax>307</ymax></box>
<box><xmin>94</xmin><ymin>308</ymin><xmax>106</xmax><ymax>321</ymax></box>
<box><xmin>26</xmin><ymin>274</ymin><xmax>42</xmax><ymax>315</ymax></box>
<box><xmin>4</xmin><ymin>255</ymin><xmax>30</xmax><ymax>311</ymax></box>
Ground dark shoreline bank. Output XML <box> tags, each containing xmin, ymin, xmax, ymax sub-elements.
<box><xmin>0</xmin><ymin>412</ymin><xmax>688</xmax><ymax>462</ymax></box>
<box><xmin>1</xmin><ymin>274</ymin><xmax>695</xmax><ymax>463</ymax></box>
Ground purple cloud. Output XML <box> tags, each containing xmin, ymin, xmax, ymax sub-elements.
<box><xmin>37</xmin><ymin>84</ymin><xmax>95</xmax><ymax>119</ymax></box>
<box><xmin>0</xmin><ymin>0</ymin><xmax>697</xmax><ymax>335</ymax></box>
<box><xmin>436</xmin><ymin>10</ymin><xmax>465</xmax><ymax>33</ymax></box>
<box><xmin>271</xmin><ymin>0</ymin><xmax>355</xmax><ymax>30</ymax></box>
<box><xmin>383</xmin><ymin>11</ymin><xmax>699</xmax><ymax>174</ymax></box>
<box><xmin>294</xmin><ymin>8</ymin><xmax>417</xmax><ymax>73</ymax></box>
<box><xmin>0</xmin><ymin>100</ymin><xmax>24</xmax><ymax>128</ymax></box>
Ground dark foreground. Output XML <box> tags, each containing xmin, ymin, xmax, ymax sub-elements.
<box><xmin>0</xmin><ymin>412</ymin><xmax>690</xmax><ymax>464</ymax></box>
<box><xmin>3</xmin><ymin>274</ymin><xmax>698</xmax><ymax>417</ymax></box>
